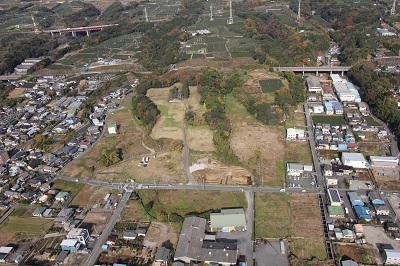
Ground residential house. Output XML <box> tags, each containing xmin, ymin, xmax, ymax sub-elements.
<box><xmin>326</xmin><ymin>176</ymin><xmax>338</xmax><ymax>187</ymax></box>
<box><xmin>386</xmin><ymin>223</ymin><xmax>399</xmax><ymax>233</ymax></box>
<box><xmin>123</xmin><ymin>230</ymin><xmax>138</xmax><ymax>240</ymax></box>
<box><xmin>154</xmin><ymin>246</ymin><xmax>171</xmax><ymax>266</ymax></box>
<box><xmin>54</xmin><ymin>208</ymin><xmax>74</xmax><ymax>225</ymax></box>
<box><xmin>0</xmin><ymin>246</ymin><xmax>14</xmax><ymax>263</ymax></box>
<box><xmin>347</xmin><ymin>192</ymin><xmax>364</xmax><ymax>207</ymax></box>
<box><xmin>368</xmin><ymin>191</ymin><xmax>385</xmax><ymax>206</ymax></box>
<box><xmin>66</xmin><ymin>228</ymin><xmax>90</xmax><ymax>245</ymax></box>
<box><xmin>354</xmin><ymin>224</ymin><xmax>364</xmax><ymax>237</ymax></box>
<box><xmin>342</xmin><ymin>229</ymin><xmax>354</xmax><ymax>240</ymax></box>
<box><xmin>342</xmin><ymin>260</ymin><xmax>358</xmax><ymax>266</ymax></box>
<box><xmin>60</xmin><ymin>239</ymin><xmax>81</xmax><ymax>253</ymax></box>
<box><xmin>106</xmin><ymin>235</ymin><xmax>118</xmax><ymax>245</ymax></box>
<box><xmin>55</xmin><ymin>191</ymin><xmax>70</xmax><ymax>202</ymax></box>
<box><xmin>354</xmin><ymin>205</ymin><xmax>371</xmax><ymax>221</ymax></box>
<box><xmin>32</xmin><ymin>206</ymin><xmax>47</xmax><ymax>217</ymax></box>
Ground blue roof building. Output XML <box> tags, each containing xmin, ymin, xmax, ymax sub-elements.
<box><xmin>61</xmin><ymin>239</ymin><xmax>80</xmax><ymax>252</ymax></box>
<box><xmin>347</xmin><ymin>192</ymin><xmax>364</xmax><ymax>207</ymax></box>
<box><xmin>368</xmin><ymin>191</ymin><xmax>385</xmax><ymax>206</ymax></box>
<box><xmin>354</xmin><ymin>205</ymin><xmax>371</xmax><ymax>221</ymax></box>
<box><xmin>338</xmin><ymin>142</ymin><xmax>348</xmax><ymax>151</ymax></box>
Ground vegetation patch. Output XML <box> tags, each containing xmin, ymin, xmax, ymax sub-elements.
<box><xmin>51</xmin><ymin>179</ymin><xmax>84</xmax><ymax>194</ymax></box>
<box><xmin>0</xmin><ymin>217</ymin><xmax>53</xmax><ymax>240</ymax></box>
<box><xmin>259</xmin><ymin>79</ymin><xmax>284</xmax><ymax>93</ymax></box>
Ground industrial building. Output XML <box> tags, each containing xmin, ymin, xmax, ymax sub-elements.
<box><xmin>210</xmin><ymin>208</ymin><xmax>247</xmax><ymax>232</ymax></box>
<box><xmin>286</xmin><ymin>128</ymin><xmax>305</xmax><ymax>140</ymax></box>
<box><xmin>383</xmin><ymin>249</ymin><xmax>400</xmax><ymax>265</ymax></box>
<box><xmin>174</xmin><ymin>217</ymin><xmax>238</xmax><ymax>265</ymax></box>
<box><xmin>369</xmin><ymin>156</ymin><xmax>399</xmax><ymax>168</ymax></box>
<box><xmin>341</xmin><ymin>152</ymin><xmax>368</xmax><ymax>169</ymax></box>
<box><xmin>306</xmin><ymin>76</ymin><xmax>322</xmax><ymax>93</ymax></box>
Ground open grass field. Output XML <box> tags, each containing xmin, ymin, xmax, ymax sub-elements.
<box><xmin>259</xmin><ymin>79</ymin><xmax>284</xmax><ymax>93</ymax></box>
<box><xmin>285</xmin><ymin>141</ymin><xmax>313</xmax><ymax>165</ymax></box>
<box><xmin>0</xmin><ymin>216</ymin><xmax>53</xmax><ymax>241</ymax></box>
<box><xmin>255</xmin><ymin>193</ymin><xmax>326</xmax><ymax>260</ymax></box>
<box><xmin>312</xmin><ymin>115</ymin><xmax>346</xmax><ymax>125</ymax></box>
<box><xmin>61</xmin><ymin>95</ymin><xmax>148</xmax><ymax>179</ymax></box>
<box><xmin>148</xmin><ymin>86</ymin><xmax>184</xmax><ymax>140</ymax></box>
<box><xmin>51</xmin><ymin>179</ymin><xmax>84</xmax><ymax>194</ymax></box>
<box><xmin>138</xmin><ymin>190</ymin><xmax>247</xmax><ymax>218</ymax></box>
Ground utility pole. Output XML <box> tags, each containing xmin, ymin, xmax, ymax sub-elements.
<box><xmin>227</xmin><ymin>0</ymin><xmax>233</xmax><ymax>25</ymax></box>
<box><xmin>391</xmin><ymin>0</ymin><xmax>396</xmax><ymax>15</ymax></box>
<box><xmin>297</xmin><ymin>0</ymin><xmax>301</xmax><ymax>24</ymax></box>
<box><xmin>31</xmin><ymin>14</ymin><xmax>40</xmax><ymax>34</ymax></box>
<box><xmin>144</xmin><ymin>7</ymin><xmax>149</xmax><ymax>22</ymax></box>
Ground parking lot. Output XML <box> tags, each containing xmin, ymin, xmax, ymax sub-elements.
<box><xmin>386</xmin><ymin>194</ymin><xmax>400</xmax><ymax>220</ymax></box>
<box><xmin>253</xmin><ymin>239</ymin><xmax>289</xmax><ymax>266</ymax></box>
<box><xmin>286</xmin><ymin>171</ymin><xmax>316</xmax><ymax>189</ymax></box>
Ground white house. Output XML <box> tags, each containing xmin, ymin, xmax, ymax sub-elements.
<box><xmin>341</xmin><ymin>152</ymin><xmax>368</xmax><ymax>169</ymax></box>
<box><xmin>323</xmin><ymin>163</ymin><xmax>333</xmax><ymax>176</ymax></box>
<box><xmin>108</xmin><ymin>124</ymin><xmax>117</xmax><ymax>134</ymax></box>
<box><xmin>313</xmin><ymin>105</ymin><xmax>324</xmax><ymax>114</ymax></box>
<box><xmin>286</xmin><ymin>128</ymin><xmax>305</xmax><ymax>141</ymax></box>
<box><xmin>326</xmin><ymin>176</ymin><xmax>338</xmax><ymax>187</ymax></box>
<box><xmin>287</xmin><ymin>163</ymin><xmax>303</xmax><ymax>176</ymax></box>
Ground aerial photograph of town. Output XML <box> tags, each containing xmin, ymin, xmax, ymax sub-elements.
<box><xmin>0</xmin><ymin>0</ymin><xmax>399</xmax><ymax>265</ymax></box>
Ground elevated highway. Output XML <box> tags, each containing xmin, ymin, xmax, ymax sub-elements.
<box><xmin>43</xmin><ymin>24</ymin><xmax>118</xmax><ymax>36</ymax></box>
<box><xmin>274</xmin><ymin>65</ymin><xmax>352</xmax><ymax>75</ymax></box>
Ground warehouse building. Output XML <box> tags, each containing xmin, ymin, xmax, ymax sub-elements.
<box><xmin>341</xmin><ymin>152</ymin><xmax>369</xmax><ymax>169</ymax></box>
<box><xmin>210</xmin><ymin>208</ymin><xmax>247</xmax><ymax>232</ymax></box>
<box><xmin>370</xmin><ymin>156</ymin><xmax>399</xmax><ymax>168</ymax></box>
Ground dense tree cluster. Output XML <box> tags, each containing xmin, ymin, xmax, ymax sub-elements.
<box><xmin>348</xmin><ymin>62</ymin><xmax>400</xmax><ymax>137</ymax></box>
<box><xmin>132</xmin><ymin>94</ymin><xmax>160</xmax><ymax>129</ymax></box>
<box><xmin>62</xmin><ymin>3</ymin><xmax>100</xmax><ymax>27</ymax></box>
<box><xmin>169</xmin><ymin>83</ymin><xmax>190</xmax><ymax>100</ymax></box>
<box><xmin>0</xmin><ymin>35</ymin><xmax>58</xmax><ymax>75</ymax></box>
<box><xmin>235</xmin><ymin>2</ymin><xmax>329</xmax><ymax>66</ymax></box>
<box><xmin>100</xmin><ymin>147</ymin><xmax>123</xmax><ymax>167</ymax></box>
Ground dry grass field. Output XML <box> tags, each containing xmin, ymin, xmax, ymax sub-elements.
<box><xmin>335</xmin><ymin>244</ymin><xmax>377</xmax><ymax>264</ymax></box>
<box><xmin>69</xmin><ymin>185</ymin><xmax>117</xmax><ymax>208</ymax></box>
<box><xmin>7</xmin><ymin>88</ymin><xmax>25</xmax><ymax>99</ymax></box>
<box><xmin>93</xmin><ymin>152</ymin><xmax>186</xmax><ymax>183</ymax></box>
<box><xmin>255</xmin><ymin>193</ymin><xmax>326</xmax><ymax>261</ymax></box>
<box><xmin>81</xmin><ymin>211</ymin><xmax>112</xmax><ymax>236</ymax></box>
<box><xmin>148</xmin><ymin>86</ymin><xmax>185</xmax><ymax>141</ymax></box>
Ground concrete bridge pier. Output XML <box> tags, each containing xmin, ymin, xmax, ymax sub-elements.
<box><xmin>341</xmin><ymin>71</ymin><xmax>344</xmax><ymax>76</ymax></box>
<box><xmin>72</xmin><ymin>31</ymin><xmax>77</xmax><ymax>37</ymax></box>
<box><xmin>316</xmin><ymin>71</ymin><xmax>318</xmax><ymax>75</ymax></box>
<box><xmin>86</xmin><ymin>30</ymin><xmax>90</xmax><ymax>36</ymax></box>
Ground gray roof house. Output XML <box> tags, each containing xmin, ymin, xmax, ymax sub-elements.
<box><xmin>154</xmin><ymin>246</ymin><xmax>171</xmax><ymax>266</ymax></box>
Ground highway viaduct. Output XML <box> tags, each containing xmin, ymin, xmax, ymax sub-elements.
<box><xmin>273</xmin><ymin>65</ymin><xmax>352</xmax><ymax>75</ymax></box>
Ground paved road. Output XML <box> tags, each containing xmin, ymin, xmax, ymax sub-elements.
<box><xmin>244</xmin><ymin>191</ymin><xmax>254</xmax><ymax>265</ymax></box>
<box><xmin>84</xmin><ymin>190</ymin><xmax>132</xmax><ymax>266</ymax></box>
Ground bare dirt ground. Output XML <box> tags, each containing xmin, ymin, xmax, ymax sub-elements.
<box><xmin>93</xmin><ymin>152</ymin><xmax>186</xmax><ymax>184</ymax></box>
<box><xmin>187</xmin><ymin>126</ymin><xmax>214</xmax><ymax>152</ymax></box>
<box><xmin>144</xmin><ymin>222</ymin><xmax>178</xmax><ymax>249</ymax></box>
<box><xmin>7</xmin><ymin>88</ymin><xmax>25</xmax><ymax>99</ymax></box>
<box><xmin>192</xmin><ymin>162</ymin><xmax>252</xmax><ymax>185</ymax></box>
<box><xmin>148</xmin><ymin>87</ymin><xmax>185</xmax><ymax>140</ymax></box>
<box><xmin>81</xmin><ymin>211</ymin><xmax>112</xmax><ymax>237</ymax></box>
<box><xmin>0</xmin><ymin>232</ymin><xmax>15</xmax><ymax>245</ymax></box>
<box><xmin>230</xmin><ymin>125</ymin><xmax>284</xmax><ymax>185</ymax></box>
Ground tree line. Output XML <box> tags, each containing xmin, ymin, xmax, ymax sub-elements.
<box><xmin>348</xmin><ymin>62</ymin><xmax>400</xmax><ymax>138</ymax></box>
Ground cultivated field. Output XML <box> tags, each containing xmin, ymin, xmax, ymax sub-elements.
<box><xmin>312</xmin><ymin>115</ymin><xmax>346</xmax><ymax>125</ymax></box>
<box><xmin>0</xmin><ymin>216</ymin><xmax>53</xmax><ymax>241</ymax></box>
<box><xmin>148</xmin><ymin>86</ymin><xmax>185</xmax><ymax>141</ymax></box>
<box><xmin>255</xmin><ymin>193</ymin><xmax>326</xmax><ymax>261</ymax></box>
